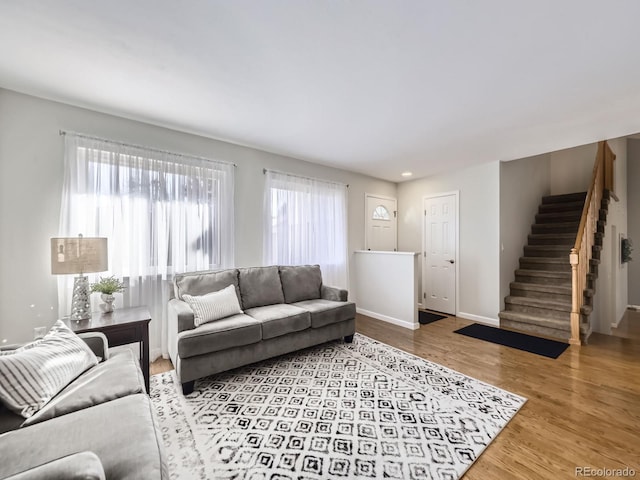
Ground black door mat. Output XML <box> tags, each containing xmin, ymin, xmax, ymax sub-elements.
<box><xmin>453</xmin><ymin>323</ymin><xmax>569</xmax><ymax>359</ymax></box>
<box><xmin>419</xmin><ymin>311</ymin><xmax>447</xmax><ymax>325</ymax></box>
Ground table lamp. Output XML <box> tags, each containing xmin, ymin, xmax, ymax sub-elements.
<box><xmin>51</xmin><ymin>235</ymin><xmax>108</xmax><ymax>320</ymax></box>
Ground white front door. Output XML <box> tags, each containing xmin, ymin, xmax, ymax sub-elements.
<box><xmin>365</xmin><ymin>194</ymin><xmax>397</xmax><ymax>251</ymax></box>
<box><xmin>423</xmin><ymin>193</ymin><xmax>457</xmax><ymax>314</ymax></box>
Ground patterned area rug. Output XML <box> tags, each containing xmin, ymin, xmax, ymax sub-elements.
<box><xmin>151</xmin><ymin>334</ymin><xmax>526</xmax><ymax>479</ymax></box>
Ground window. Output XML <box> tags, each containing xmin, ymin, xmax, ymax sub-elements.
<box><xmin>263</xmin><ymin>170</ymin><xmax>348</xmax><ymax>288</ymax></box>
<box><xmin>58</xmin><ymin>133</ymin><xmax>234</xmax><ymax>358</ymax></box>
<box><xmin>372</xmin><ymin>205</ymin><xmax>390</xmax><ymax>220</ymax></box>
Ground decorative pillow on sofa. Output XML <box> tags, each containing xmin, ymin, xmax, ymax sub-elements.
<box><xmin>183</xmin><ymin>284</ymin><xmax>243</xmax><ymax>327</ymax></box>
<box><xmin>0</xmin><ymin>320</ymin><xmax>98</xmax><ymax>418</ymax></box>
<box><xmin>279</xmin><ymin>265</ymin><xmax>323</xmax><ymax>303</ymax></box>
<box><xmin>0</xmin><ymin>339</ymin><xmax>43</xmax><ymax>356</ymax></box>
<box><xmin>174</xmin><ymin>268</ymin><xmax>240</xmax><ymax>300</ymax></box>
<box><xmin>238</xmin><ymin>266</ymin><xmax>285</xmax><ymax>309</ymax></box>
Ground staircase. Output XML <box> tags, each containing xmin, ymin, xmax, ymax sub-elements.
<box><xmin>499</xmin><ymin>191</ymin><xmax>610</xmax><ymax>343</ymax></box>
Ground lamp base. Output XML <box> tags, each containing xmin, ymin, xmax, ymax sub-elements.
<box><xmin>70</xmin><ymin>275</ymin><xmax>92</xmax><ymax>321</ymax></box>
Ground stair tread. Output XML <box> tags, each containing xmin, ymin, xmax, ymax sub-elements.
<box><xmin>520</xmin><ymin>256</ymin><xmax>570</xmax><ymax>264</ymax></box>
<box><xmin>514</xmin><ymin>269</ymin><xmax>571</xmax><ymax>278</ymax></box>
<box><xmin>499</xmin><ymin>311</ymin><xmax>570</xmax><ymax>330</ymax></box>
<box><xmin>506</xmin><ymin>295</ymin><xmax>571</xmax><ymax>309</ymax></box>
<box><xmin>529</xmin><ymin>233</ymin><xmax>576</xmax><ymax>239</ymax></box>
<box><xmin>536</xmin><ymin>211</ymin><xmax>582</xmax><ymax>219</ymax></box>
<box><xmin>541</xmin><ymin>192</ymin><xmax>587</xmax><ymax>204</ymax></box>
<box><xmin>531</xmin><ymin>221</ymin><xmax>580</xmax><ymax>233</ymax></box>
<box><xmin>532</xmin><ymin>221</ymin><xmax>580</xmax><ymax>227</ymax></box>
<box><xmin>506</xmin><ymin>296</ymin><xmax>593</xmax><ymax>316</ymax></box>
<box><xmin>510</xmin><ymin>281</ymin><xmax>572</xmax><ymax>293</ymax></box>
<box><xmin>538</xmin><ymin>200</ymin><xmax>586</xmax><ymax>213</ymax></box>
<box><xmin>499</xmin><ymin>311</ymin><xmax>590</xmax><ymax>334</ymax></box>
<box><xmin>525</xmin><ymin>245</ymin><xmax>572</xmax><ymax>251</ymax></box>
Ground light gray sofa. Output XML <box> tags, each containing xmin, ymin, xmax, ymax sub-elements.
<box><xmin>168</xmin><ymin>265</ymin><xmax>356</xmax><ymax>394</ymax></box>
<box><xmin>0</xmin><ymin>333</ymin><xmax>166</xmax><ymax>480</ymax></box>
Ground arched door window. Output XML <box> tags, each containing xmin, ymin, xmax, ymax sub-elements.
<box><xmin>372</xmin><ymin>205</ymin><xmax>390</xmax><ymax>221</ymax></box>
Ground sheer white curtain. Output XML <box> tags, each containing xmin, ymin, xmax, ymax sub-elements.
<box><xmin>263</xmin><ymin>170</ymin><xmax>348</xmax><ymax>288</ymax></box>
<box><xmin>58</xmin><ymin>134</ymin><xmax>234</xmax><ymax>360</ymax></box>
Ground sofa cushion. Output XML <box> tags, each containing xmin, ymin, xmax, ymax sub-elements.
<box><xmin>174</xmin><ymin>268</ymin><xmax>239</xmax><ymax>300</ymax></box>
<box><xmin>0</xmin><ymin>321</ymin><xmax>98</xmax><ymax>418</ymax></box>
<box><xmin>238</xmin><ymin>266</ymin><xmax>285</xmax><ymax>309</ymax></box>
<box><xmin>279</xmin><ymin>265</ymin><xmax>323</xmax><ymax>304</ymax></box>
<box><xmin>292</xmin><ymin>299</ymin><xmax>356</xmax><ymax>328</ymax></box>
<box><xmin>0</xmin><ymin>394</ymin><xmax>166</xmax><ymax>480</ymax></box>
<box><xmin>177</xmin><ymin>314</ymin><xmax>262</xmax><ymax>358</ymax></box>
<box><xmin>183</xmin><ymin>284</ymin><xmax>243</xmax><ymax>327</ymax></box>
<box><xmin>244</xmin><ymin>304</ymin><xmax>311</xmax><ymax>340</ymax></box>
<box><xmin>21</xmin><ymin>349</ymin><xmax>144</xmax><ymax>428</ymax></box>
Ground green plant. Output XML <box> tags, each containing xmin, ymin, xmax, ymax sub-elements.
<box><xmin>90</xmin><ymin>276</ymin><xmax>126</xmax><ymax>295</ymax></box>
<box><xmin>622</xmin><ymin>237</ymin><xmax>633</xmax><ymax>263</ymax></box>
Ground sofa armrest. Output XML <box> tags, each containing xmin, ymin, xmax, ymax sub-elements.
<box><xmin>321</xmin><ymin>285</ymin><xmax>348</xmax><ymax>302</ymax></box>
<box><xmin>168</xmin><ymin>298</ymin><xmax>195</xmax><ymax>366</ymax></box>
<box><xmin>168</xmin><ymin>298</ymin><xmax>196</xmax><ymax>333</ymax></box>
<box><xmin>5</xmin><ymin>451</ymin><xmax>106</xmax><ymax>480</ymax></box>
<box><xmin>78</xmin><ymin>332</ymin><xmax>109</xmax><ymax>361</ymax></box>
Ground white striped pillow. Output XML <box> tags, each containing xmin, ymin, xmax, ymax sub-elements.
<box><xmin>183</xmin><ymin>284</ymin><xmax>243</xmax><ymax>327</ymax></box>
<box><xmin>0</xmin><ymin>339</ymin><xmax>43</xmax><ymax>356</ymax></box>
<box><xmin>0</xmin><ymin>320</ymin><xmax>98</xmax><ymax>418</ymax></box>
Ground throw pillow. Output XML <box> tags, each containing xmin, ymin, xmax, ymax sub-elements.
<box><xmin>279</xmin><ymin>265</ymin><xmax>323</xmax><ymax>303</ymax></box>
<box><xmin>0</xmin><ymin>320</ymin><xmax>98</xmax><ymax>418</ymax></box>
<box><xmin>0</xmin><ymin>339</ymin><xmax>43</xmax><ymax>356</ymax></box>
<box><xmin>183</xmin><ymin>284</ymin><xmax>243</xmax><ymax>327</ymax></box>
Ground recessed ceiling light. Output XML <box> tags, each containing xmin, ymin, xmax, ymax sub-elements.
<box><xmin>401</xmin><ymin>171</ymin><xmax>413</xmax><ymax>177</ymax></box>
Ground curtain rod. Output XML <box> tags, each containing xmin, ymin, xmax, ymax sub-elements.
<box><xmin>263</xmin><ymin>168</ymin><xmax>349</xmax><ymax>188</ymax></box>
<box><xmin>59</xmin><ymin>130</ymin><xmax>237</xmax><ymax>167</ymax></box>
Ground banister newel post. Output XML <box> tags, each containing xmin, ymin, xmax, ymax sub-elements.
<box><xmin>569</xmin><ymin>248</ymin><xmax>581</xmax><ymax>345</ymax></box>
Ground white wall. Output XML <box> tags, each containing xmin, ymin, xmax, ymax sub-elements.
<box><xmin>499</xmin><ymin>154</ymin><xmax>551</xmax><ymax>309</ymax></box>
<box><xmin>353</xmin><ymin>251</ymin><xmax>419</xmax><ymax>329</ymax></box>
<box><xmin>397</xmin><ymin>161</ymin><xmax>500</xmax><ymax>323</ymax></box>
<box><xmin>0</xmin><ymin>89</ymin><xmax>396</xmax><ymax>344</ymax></box>
<box><xmin>549</xmin><ymin>143</ymin><xmax>597</xmax><ymax>195</ymax></box>
<box><xmin>627</xmin><ymin>139</ymin><xmax>640</xmax><ymax>306</ymax></box>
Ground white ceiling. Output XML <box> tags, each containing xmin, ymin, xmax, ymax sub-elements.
<box><xmin>1</xmin><ymin>1</ymin><xmax>640</xmax><ymax>182</ymax></box>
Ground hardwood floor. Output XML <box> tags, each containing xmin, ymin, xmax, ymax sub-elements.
<box><xmin>150</xmin><ymin>313</ymin><xmax>640</xmax><ymax>479</ymax></box>
<box><xmin>612</xmin><ymin>308</ymin><xmax>640</xmax><ymax>342</ymax></box>
<box><xmin>149</xmin><ymin>357</ymin><xmax>173</xmax><ymax>375</ymax></box>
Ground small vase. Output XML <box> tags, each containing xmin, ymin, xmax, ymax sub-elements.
<box><xmin>100</xmin><ymin>293</ymin><xmax>115</xmax><ymax>313</ymax></box>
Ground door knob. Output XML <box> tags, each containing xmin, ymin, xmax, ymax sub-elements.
<box><xmin>447</xmin><ymin>259</ymin><xmax>455</xmax><ymax>264</ymax></box>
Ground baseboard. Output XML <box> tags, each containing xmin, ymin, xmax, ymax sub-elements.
<box><xmin>627</xmin><ymin>305</ymin><xmax>640</xmax><ymax>311</ymax></box>
<box><xmin>356</xmin><ymin>307</ymin><xmax>419</xmax><ymax>330</ymax></box>
<box><xmin>456</xmin><ymin>312</ymin><xmax>500</xmax><ymax>327</ymax></box>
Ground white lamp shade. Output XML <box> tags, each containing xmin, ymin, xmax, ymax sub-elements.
<box><xmin>51</xmin><ymin>237</ymin><xmax>108</xmax><ymax>275</ymax></box>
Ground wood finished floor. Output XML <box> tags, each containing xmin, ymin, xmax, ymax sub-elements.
<box><xmin>150</xmin><ymin>313</ymin><xmax>640</xmax><ymax>479</ymax></box>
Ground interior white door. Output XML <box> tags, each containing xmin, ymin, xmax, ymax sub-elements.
<box><xmin>423</xmin><ymin>193</ymin><xmax>457</xmax><ymax>314</ymax></box>
<box><xmin>365</xmin><ymin>194</ymin><xmax>397</xmax><ymax>251</ymax></box>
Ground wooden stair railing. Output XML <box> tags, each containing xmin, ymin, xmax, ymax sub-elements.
<box><xmin>569</xmin><ymin>140</ymin><xmax>615</xmax><ymax>345</ymax></box>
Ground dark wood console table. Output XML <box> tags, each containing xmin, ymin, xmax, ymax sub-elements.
<box><xmin>64</xmin><ymin>306</ymin><xmax>151</xmax><ymax>393</ymax></box>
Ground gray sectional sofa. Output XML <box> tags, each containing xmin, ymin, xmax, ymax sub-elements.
<box><xmin>168</xmin><ymin>265</ymin><xmax>356</xmax><ymax>394</ymax></box>
<box><xmin>0</xmin><ymin>333</ymin><xmax>166</xmax><ymax>480</ymax></box>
